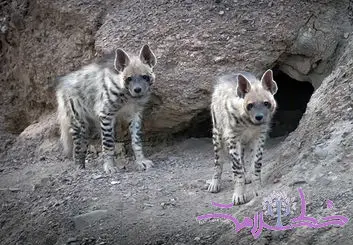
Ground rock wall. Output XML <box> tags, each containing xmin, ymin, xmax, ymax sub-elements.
<box><xmin>1</xmin><ymin>0</ymin><xmax>350</xmax><ymax>143</ymax></box>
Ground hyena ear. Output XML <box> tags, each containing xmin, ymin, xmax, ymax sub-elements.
<box><xmin>237</xmin><ymin>74</ymin><xmax>251</xmax><ymax>98</ymax></box>
<box><xmin>114</xmin><ymin>48</ymin><xmax>130</xmax><ymax>72</ymax></box>
<box><xmin>139</xmin><ymin>44</ymin><xmax>157</xmax><ymax>68</ymax></box>
<box><xmin>261</xmin><ymin>69</ymin><xmax>278</xmax><ymax>95</ymax></box>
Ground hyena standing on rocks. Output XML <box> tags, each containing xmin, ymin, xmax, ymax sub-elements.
<box><xmin>208</xmin><ymin>69</ymin><xmax>278</xmax><ymax>205</ymax></box>
<box><xmin>56</xmin><ymin>44</ymin><xmax>157</xmax><ymax>174</ymax></box>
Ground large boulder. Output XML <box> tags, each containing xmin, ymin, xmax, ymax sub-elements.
<box><xmin>1</xmin><ymin>0</ymin><xmax>349</xmax><ymax>143</ymax></box>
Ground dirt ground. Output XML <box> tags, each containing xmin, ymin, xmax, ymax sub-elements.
<box><xmin>0</xmin><ymin>124</ymin><xmax>288</xmax><ymax>245</ymax></box>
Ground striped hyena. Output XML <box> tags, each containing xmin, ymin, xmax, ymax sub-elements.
<box><xmin>56</xmin><ymin>44</ymin><xmax>157</xmax><ymax>174</ymax></box>
<box><xmin>208</xmin><ymin>69</ymin><xmax>278</xmax><ymax>205</ymax></box>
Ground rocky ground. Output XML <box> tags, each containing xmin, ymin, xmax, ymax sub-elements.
<box><xmin>0</xmin><ymin>109</ymin><xmax>352</xmax><ymax>245</ymax></box>
<box><xmin>0</xmin><ymin>133</ymin><xmax>300</xmax><ymax>245</ymax></box>
<box><xmin>1</xmin><ymin>0</ymin><xmax>353</xmax><ymax>244</ymax></box>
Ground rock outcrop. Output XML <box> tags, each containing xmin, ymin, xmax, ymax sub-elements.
<box><xmin>1</xmin><ymin>0</ymin><xmax>350</xmax><ymax>141</ymax></box>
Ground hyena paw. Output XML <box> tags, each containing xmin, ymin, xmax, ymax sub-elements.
<box><xmin>207</xmin><ymin>179</ymin><xmax>221</xmax><ymax>193</ymax></box>
<box><xmin>103</xmin><ymin>161</ymin><xmax>118</xmax><ymax>174</ymax></box>
<box><xmin>232</xmin><ymin>183</ymin><xmax>252</xmax><ymax>205</ymax></box>
<box><xmin>136</xmin><ymin>159</ymin><xmax>154</xmax><ymax>171</ymax></box>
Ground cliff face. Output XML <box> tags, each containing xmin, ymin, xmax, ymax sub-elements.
<box><xmin>1</xmin><ymin>0</ymin><xmax>349</xmax><ymax>139</ymax></box>
<box><xmin>0</xmin><ymin>0</ymin><xmax>352</xmax><ymax>244</ymax></box>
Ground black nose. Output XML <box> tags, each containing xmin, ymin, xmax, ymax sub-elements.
<box><xmin>134</xmin><ymin>87</ymin><xmax>142</xmax><ymax>93</ymax></box>
<box><xmin>255</xmin><ymin>115</ymin><xmax>263</xmax><ymax>121</ymax></box>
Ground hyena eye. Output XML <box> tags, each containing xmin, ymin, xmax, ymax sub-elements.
<box><xmin>125</xmin><ymin>77</ymin><xmax>132</xmax><ymax>83</ymax></box>
<box><xmin>246</xmin><ymin>103</ymin><xmax>253</xmax><ymax>111</ymax></box>
<box><xmin>264</xmin><ymin>101</ymin><xmax>271</xmax><ymax>108</ymax></box>
<box><xmin>142</xmin><ymin>75</ymin><xmax>150</xmax><ymax>82</ymax></box>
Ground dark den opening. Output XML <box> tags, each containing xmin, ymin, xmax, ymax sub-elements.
<box><xmin>270</xmin><ymin>67</ymin><xmax>315</xmax><ymax>138</ymax></box>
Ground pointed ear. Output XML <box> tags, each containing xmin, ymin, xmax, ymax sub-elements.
<box><xmin>139</xmin><ymin>44</ymin><xmax>156</xmax><ymax>68</ymax></box>
<box><xmin>237</xmin><ymin>74</ymin><xmax>251</xmax><ymax>98</ymax></box>
<box><xmin>114</xmin><ymin>48</ymin><xmax>130</xmax><ymax>72</ymax></box>
<box><xmin>261</xmin><ymin>69</ymin><xmax>278</xmax><ymax>95</ymax></box>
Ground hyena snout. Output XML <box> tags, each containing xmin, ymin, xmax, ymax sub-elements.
<box><xmin>134</xmin><ymin>87</ymin><xmax>142</xmax><ymax>93</ymax></box>
<box><xmin>248</xmin><ymin>106</ymin><xmax>272</xmax><ymax>125</ymax></box>
<box><xmin>255</xmin><ymin>114</ymin><xmax>264</xmax><ymax>122</ymax></box>
<box><xmin>127</xmin><ymin>77</ymin><xmax>151</xmax><ymax>97</ymax></box>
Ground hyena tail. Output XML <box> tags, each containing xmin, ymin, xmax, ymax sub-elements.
<box><xmin>57</xmin><ymin>92</ymin><xmax>73</xmax><ymax>157</ymax></box>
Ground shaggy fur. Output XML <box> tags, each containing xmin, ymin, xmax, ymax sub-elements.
<box><xmin>208</xmin><ymin>69</ymin><xmax>278</xmax><ymax>205</ymax></box>
<box><xmin>56</xmin><ymin>44</ymin><xmax>157</xmax><ymax>174</ymax></box>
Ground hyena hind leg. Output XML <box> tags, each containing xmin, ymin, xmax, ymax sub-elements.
<box><xmin>70</xmin><ymin>119</ymin><xmax>89</xmax><ymax>169</ymax></box>
<box><xmin>208</xmin><ymin>127</ymin><xmax>223</xmax><ymax>193</ymax></box>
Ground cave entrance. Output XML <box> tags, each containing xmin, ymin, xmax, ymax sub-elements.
<box><xmin>181</xmin><ymin>67</ymin><xmax>315</xmax><ymax>140</ymax></box>
<box><xmin>269</xmin><ymin>67</ymin><xmax>315</xmax><ymax>138</ymax></box>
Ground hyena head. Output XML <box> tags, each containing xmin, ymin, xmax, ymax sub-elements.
<box><xmin>114</xmin><ymin>44</ymin><xmax>157</xmax><ymax>98</ymax></box>
<box><xmin>237</xmin><ymin>69</ymin><xmax>278</xmax><ymax>125</ymax></box>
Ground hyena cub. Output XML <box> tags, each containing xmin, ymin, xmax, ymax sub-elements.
<box><xmin>208</xmin><ymin>69</ymin><xmax>278</xmax><ymax>205</ymax></box>
<box><xmin>56</xmin><ymin>44</ymin><xmax>157</xmax><ymax>174</ymax></box>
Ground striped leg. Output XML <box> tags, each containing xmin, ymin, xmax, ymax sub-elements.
<box><xmin>115</xmin><ymin>121</ymin><xmax>129</xmax><ymax>159</ymax></box>
<box><xmin>208</xmin><ymin>127</ymin><xmax>223</xmax><ymax>193</ymax></box>
<box><xmin>242</xmin><ymin>144</ymin><xmax>252</xmax><ymax>184</ymax></box>
<box><xmin>225</xmin><ymin>134</ymin><xmax>250</xmax><ymax>205</ymax></box>
<box><xmin>249</xmin><ymin>134</ymin><xmax>266</xmax><ymax>196</ymax></box>
<box><xmin>129</xmin><ymin>113</ymin><xmax>153</xmax><ymax>170</ymax></box>
<box><xmin>71</xmin><ymin>119</ymin><xmax>87</xmax><ymax>169</ymax></box>
<box><xmin>99</xmin><ymin>109</ymin><xmax>118</xmax><ymax>174</ymax></box>
<box><xmin>68</xmin><ymin>99</ymin><xmax>88</xmax><ymax>169</ymax></box>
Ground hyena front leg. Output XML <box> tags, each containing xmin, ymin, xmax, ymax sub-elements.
<box><xmin>226</xmin><ymin>134</ymin><xmax>252</xmax><ymax>205</ymax></box>
<box><xmin>129</xmin><ymin>113</ymin><xmax>153</xmax><ymax>171</ymax></box>
<box><xmin>249</xmin><ymin>134</ymin><xmax>266</xmax><ymax>197</ymax></box>
<box><xmin>241</xmin><ymin>145</ymin><xmax>252</xmax><ymax>184</ymax></box>
<box><xmin>99</xmin><ymin>109</ymin><xmax>118</xmax><ymax>174</ymax></box>
<box><xmin>208</xmin><ymin>127</ymin><xmax>223</xmax><ymax>193</ymax></box>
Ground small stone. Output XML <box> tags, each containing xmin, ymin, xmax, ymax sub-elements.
<box><xmin>73</xmin><ymin>210</ymin><xmax>108</xmax><ymax>230</ymax></box>
<box><xmin>92</xmin><ymin>174</ymin><xmax>105</xmax><ymax>180</ymax></box>
<box><xmin>194</xmin><ymin>237</ymin><xmax>201</xmax><ymax>242</ymax></box>
<box><xmin>344</xmin><ymin>32</ymin><xmax>349</xmax><ymax>39</ymax></box>
<box><xmin>9</xmin><ymin>187</ymin><xmax>20</xmax><ymax>192</ymax></box>
<box><xmin>110</xmin><ymin>181</ymin><xmax>120</xmax><ymax>185</ymax></box>
<box><xmin>219</xmin><ymin>11</ymin><xmax>224</xmax><ymax>15</ymax></box>
<box><xmin>273</xmin><ymin>178</ymin><xmax>280</xmax><ymax>183</ymax></box>
<box><xmin>66</xmin><ymin>237</ymin><xmax>78</xmax><ymax>244</ymax></box>
<box><xmin>213</xmin><ymin>56</ymin><xmax>225</xmax><ymax>63</ymax></box>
